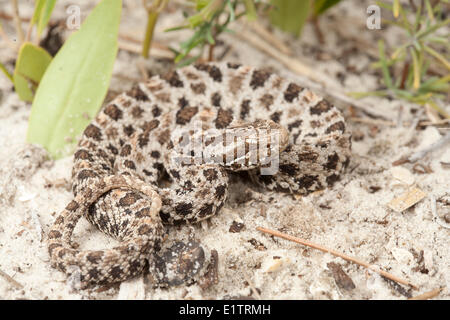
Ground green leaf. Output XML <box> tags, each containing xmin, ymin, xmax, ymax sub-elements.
<box><xmin>424</xmin><ymin>45</ymin><xmax>450</xmax><ymax>70</ymax></box>
<box><xmin>347</xmin><ymin>90</ymin><xmax>389</xmax><ymax>99</ymax></box>
<box><xmin>269</xmin><ymin>0</ymin><xmax>311</xmax><ymax>36</ymax></box>
<box><xmin>377</xmin><ymin>40</ymin><xmax>394</xmax><ymax>89</ymax></box>
<box><xmin>0</xmin><ymin>61</ymin><xmax>13</xmax><ymax>82</ymax></box>
<box><xmin>393</xmin><ymin>0</ymin><xmax>400</xmax><ymax>17</ymax></box>
<box><xmin>27</xmin><ymin>0</ymin><xmax>122</xmax><ymax>159</ymax></box>
<box><xmin>313</xmin><ymin>0</ymin><xmax>341</xmax><ymax>16</ymax></box>
<box><xmin>424</xmin><ymin>0</ymin><xmax>435</xmax><ymax>22</ymax></box>
<box><xmin>243</xmin><ymin>0</ymin><xmax>256</xmax><ymax>21</ymax></box>
<box><xmin>31</xmin><ymin>0</ymin><xmax>57</xmax><ymax>39</ymax></box>
<box><xmin>31</xmin><ymin>0</ymin><xmax>45</xmax><ymax>25</ymax></box>
<box><xmin>416</xmin><ymin>18</ymin><xmax>450</xmax><ymax>39</ymax></box>
<box><xmin>410</xmin><ymin>47</ymin><xmax>421</xmax><ymax>90</ymax></box>
<box><xmin>13</xmin><ymin>42</ymin><xmax>52</xmax><ymax>102</ymax></box>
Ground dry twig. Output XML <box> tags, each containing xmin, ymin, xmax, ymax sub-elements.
<box><xmin>409</xmin><ymin>132</ymin><xmax>450</xmax><ymax>163</ymax></box>
<box><xmin>0</xmin><ymin>23</ymin><xmax>18</xmax><ymax>50</ymax></box>
<box><xmin>11</xmin><ymin>0</ymin><xmax>24</xmax><ymax>44</ymax></box>
<box><xmin>239</xmin><ymin>20</ymin><xmax>293</xmax><ymax>56</ymax></box>
<box><xmin>233</xmin><ymin>27</ymin><xmax>322</xmax><ymax>83</ymax></box>
<box><xmin>409</xmin><ymin>287</ymin><xmax>444</xmax><ymax>300</ymax></box>
<box><xmin>118</xmin><ymin>40</ymin><xmax>174</xmax><ymax>59</ymax></box>
<box><xmin>430</xmin><ymin>195</ymin><xmax>450</xmax><ymax>229</ymax></box>
<box><xmin>350</xmin><ymin>117</ymin><xmax>396</xmax><ymax>127</ymax></box>
<box><xmin>233</xmin><ymin>28</ymin><xmax>394</xmax><ymax>120</ymax></box>
<box><xmin>0</xmin><ymin>268</ymin><xmax>24</xmax><ymax>289</ymax></box>
<box><xmin>243</xmin><ymin>273</ymin><xmax>261</xmax><ymax>300</ymax></box>
<box><xmin>257</xmin><ymin>226</ymin><xmax>418</xmax><ymax>289</ymax></box>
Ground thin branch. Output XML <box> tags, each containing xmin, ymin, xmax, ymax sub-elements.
<box><xmin>257</xmin><ymin>226</ymin><xmax>418</xmax><ymax>289</ymax></box>
<box><xmin>142</xmin><ymin>10</ymin><xmax>160</xmax><ymax>58</ymax></box>
<box><xmin>118</xmin><ymin>40</ymin><xmax>174</xmax><ymax>59</ymax></box>
<box><xmin>430</xmin><ymin>195</ymin><xmax>450</xmax><ymax>229</ymax></box>
<box><xmin>234</xmin><ymin>27</ymin><xmax>322</xmax><ymax>83</ymax></box>
<box><xmin>0</xmin><ymin>268</ymin><xmax>24</xmax><ymax>289</ymax></box>
<box><xmin>243</xmin><ymin>273</ymin><xmax>261</xmax><ymax>300</ymax></box>
<box><xmin>409</xmin><ymin>131</ymin><xmax>450</xmax><ymax>163</ymax></box>
<box><xmin>234</xmin><ymin>27</ymin><xmax>394</xmax><ymax>120</ymax></box>
<box><xmin>0</xmin><ymin>22</ymin><xmax>18</xmax><ymax>50</ymax></box>
<box><xmin>25</xmin><ymin>18</ymin><xmax>34</xmax><ymax>43</ymax></box>
<box><xmin>239</xmin><ymin>20</ymin><xmax>293</xmax><ymax>56</ymax></box>
<box><xmin>11</xmin><ymin>0</ymin><xmax>24</xmax><ymax>44</ymax></box>
<box><xmin>409</xmin><ymin>287</ymin><xmax>444</xmax><ymax>300</ymax></box>
<box><xmin>141</xmin><ymin>0</ymin><xmax>168</xmax><ymax>58</ymax></box>
<box><xmin>351</xmin><ymin>116</ymin><xmax>450</xmax><ymax>128</ymax></box>
<box><xmin>311</xmin><ymin>16</ymin><xmax>325</xmax><ymax>44</ymax></box>
<box><xmin>350</xmin><ymin>117</ymin><xmax>396</xmax><ymax>127</ymax></box>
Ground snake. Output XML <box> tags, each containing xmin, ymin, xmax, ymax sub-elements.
<box><xmin>47</xmin><ymin>62</ymin><xmax>352</xmax><ymax>288</ymax></box>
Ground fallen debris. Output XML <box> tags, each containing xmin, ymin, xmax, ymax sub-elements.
<box><xmin>0</xmin><ymin>268</ymin><xmax>24</xmax><ymax>289</ymax></box>
<box><xmin>327</xmin><ymin>262</ymin><xmax>355</xmax><ymax>291</ymax></box>
<box><xmin>409</xmin><ymin>287</ymin><xmax>444</xmax><ymax>300</ymax></box>
<box><xmin>430</xmin><ymin>195</ymin><xmax>450</xmax><ymax>229</ymax></box>
<box><xmin>257</xmin><ymin>226</ymin><xmax>418</xmax><ymax>289</ymax></box>
<box><xmin>387</xmin><ymin>187</ymin><xmax>427</xmax><ymax>213</ymax></box>
<box><xmin>394</xmin><ymin>132</ymin><xmax>450</xmax><ymax>165</ymax></box>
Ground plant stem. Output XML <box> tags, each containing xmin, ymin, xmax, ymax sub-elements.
<box><xmin>207</xmin><ymin>42</ymin><xmax>215</xmax><ymax>61</ymax></box>
<box><xmin>243</xmin><ymin>0</ymin><xmax>256</xmax><ymax>20</ymax></box>
<box><xmin>312</xmin><ymin>16</ymin><xmax>324</xmax><ymax>44</ymax></box>
<box><xmin>142</xmin><ymin>10</ymin><xmax>159</xmax><ymax>58</ymax></box>
<box><xmin>399</xmin><ymin>61</ymin><xmax>410</xmax><ymax>89</ymax></box>
<box><xmin>257</xmin><ymin>226</ymin><xmax>418</xmax><ymax>289</ymax></box>
<box><xmin>0</xmin><ymin>22</ymin><xmax>18</xmax><ymax>50</ymax></box>
<box><xmin>11</xmin><ymin>0</ymin><xmax>24</xmax><ymax>44</ymax></box>
<box><xmin>141</xmin><ymin>0</ymin><xmax>168</xmax><ymax>59</ymax></box>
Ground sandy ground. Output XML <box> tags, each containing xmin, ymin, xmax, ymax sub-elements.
<box><xmin>0</xmin><ymin>0</ymin><xmax>449</xmax><ymax>300</ymax></box>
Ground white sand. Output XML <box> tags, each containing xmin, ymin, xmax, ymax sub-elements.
<box><xmin>0</xmin><ymin>0</ymin><xmax>448</xmax><ymax>300</ymax></box>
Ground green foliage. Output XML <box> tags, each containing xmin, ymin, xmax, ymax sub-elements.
<box><xmin>313</xmin><ymin>0</ymin><xmax>341</xmax><ymax>16</ymax></box>
<box><xmin>0</xmin><ymin>61</ymin><xmax>13</xmax><ymax>82</ymax></box>
<box><xmin>31</xmin><ymin>0</ymin><xmax>57</xmax><ymax>39</ymax></box>
<box><xmin>27</xmin><ymin>0</ymin><xmax>122</xmax><ymax>159</ymax></box>
<box><xmin>351</xmin><ymin>0</ymin><xmax>450</xmax><ymax>118</ymax></box>
<box><xmin>167</xmin><ymin>0</ymin><xmax>252</xmax><ymax>66</ymax></box>
<box><xmin>269</xmin><ymin>0</ymin><xmax>342</xmax><ymax>36</ymax></box>
<box><xmin>269</xmin><ymin>0</ymin><xmax>311</xmax><ymax>36</ymax></box>
<box><xmin>0</xmin><ymin>0</ymin><xmax>57</xmax><ymax>102</ymax></box>
<box><xmin>141</xmin><ymin>0</ymin><xmax>168</xmax><ymax>58</ymax></box>
<box><xmin>13</xmin><ymin>43</ymin><xmax>52</xmax><ymax>102</ymax></box>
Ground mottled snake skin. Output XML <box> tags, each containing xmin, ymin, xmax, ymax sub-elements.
<box><xmin>47</xmin><ymin>62</ymin><xmax>352</xmax><ymax>288</ymax></box>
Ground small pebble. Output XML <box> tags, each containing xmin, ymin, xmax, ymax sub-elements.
<box><xmin>149</xmin><ymin>240</ymin><xmax>205</xmax><ymax>287</ymax></box>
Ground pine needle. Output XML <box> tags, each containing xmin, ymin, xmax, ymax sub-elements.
<box><xmin>256</xmin><ymin>226</ymin><xmax>418</xmax><ymax>289</ymax></box>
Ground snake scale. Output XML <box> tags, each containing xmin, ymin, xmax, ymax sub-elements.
<box><xmin>47</xmin><ymin>62</ymin><xmax>352</xmax><ymax>288</ymax></box>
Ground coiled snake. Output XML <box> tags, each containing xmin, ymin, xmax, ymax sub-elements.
<box><xmin>47</xmin><ymin>63</ymin><xmax>351</xmax><ymax>288</ymax></box>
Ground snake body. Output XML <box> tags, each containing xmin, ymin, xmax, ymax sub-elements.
<box><xmin>47</xmin><ymin>63</ymin><xmax>352</xmax><ymax>288</ymax></box>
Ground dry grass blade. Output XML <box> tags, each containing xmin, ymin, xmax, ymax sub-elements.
<box><xmin>234</xmin><ymin>27</ymin><xmax>322</xmax><ymax>83</ymax></box>
<box><xmin>239</xmin><ymin>20</ymin><xmax>293</xmax><ymax>56</ymax></box>
<box><xmin>350</xmin><ymin>117</ymin><xmax>396</xmax><ymax>127</ymax></box>
<box><xmin>0</xmin><ymin>268</ymin><xmax>24</xmax><ymax>289</ymax></box>
<box><xmin>118</xmin><ymin>40</ymin><xmax>174</xmax><ymax>59</ymax></box>
<box><xmin>0</xmin><ymin>23</ymin><xmax>18</xmax><ymax>51</ymax></box>
<box><xmin>11</xmin><ymin>0</ymin><xmax>24</xmax><ymax>44</ymax></box>
<box><xmin>408</xmin><ymin>132</ymin><xmax>450</xmax><ymax>163</ymax></box>
<box><xmin>234</xmin><ymin>28</ymin><xmax>394</xmax><ymax>120</ymax></box>
<box><xmin>257</xmin><ymin>226</ymin><xmax>418</xmax><ymax>289</ymax></box>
